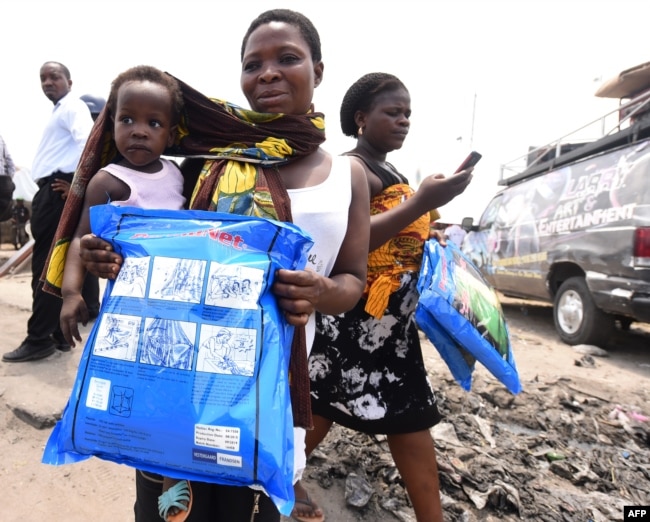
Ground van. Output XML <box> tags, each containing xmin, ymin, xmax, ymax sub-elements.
<box><xmin>461</xmin><ymin>62</ymin><xmax>650</xmax><ymax>346</ymax></box>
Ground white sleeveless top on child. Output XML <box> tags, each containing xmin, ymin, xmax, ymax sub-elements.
<box><xmin>102</xmin><ymin>158</ymin><xmax>186</xmax><ymax>210</ymax></box>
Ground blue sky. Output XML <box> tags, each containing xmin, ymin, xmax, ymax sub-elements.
<box><xmin>2</xmin><ymin>0</ymin><xmax>649</xmax><ymax>221</ymax></box>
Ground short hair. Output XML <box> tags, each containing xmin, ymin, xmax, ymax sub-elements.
<box><xmin>106</xmin><ymin>65</ymin><xmax>184</xmax><ymax>124</ymax></box>
<box><xmin>41</xmin><ymin>61</ymin><xmax>71</xmax><ymax>80</ymax></box>
<box><xmin>340</xmin><ymin>73</ymin><xmax>408</xmax><ymax>138</ymax></box>
<box><xmin>241</xmin><ymin>9</ymin><xmax>322</xmax><ymax>63</ymax></box>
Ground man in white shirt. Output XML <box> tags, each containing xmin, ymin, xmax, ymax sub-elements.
<box><xmin>3</xmin><ymin>62</ymin><xmax>94</xmax><ymax>362</ymax></box>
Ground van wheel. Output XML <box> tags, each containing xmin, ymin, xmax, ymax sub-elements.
<box><xmin>553</xmin><ymin>277</ymin><xmax>613</xmax><ymax>345</ymax></box>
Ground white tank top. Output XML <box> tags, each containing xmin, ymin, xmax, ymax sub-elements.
<box><xmin>102</xmin><ymin>158</ymin><xmax>186</xmax><ymax>210</ymax></box>
<box><xmin>288</xmin><ymin>155</ymin><xmax>352</xmax><ymax>349</ymax></box>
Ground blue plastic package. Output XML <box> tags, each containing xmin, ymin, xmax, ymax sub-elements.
<box><xmin>415</xmin><ymin>239</ymin><xmax>522</xmax><ymax>394</ymax></box>
<box><xmin>42</xmin><ymin>205</ymin><xmax>314</xmax><ymax>515</ymax></box>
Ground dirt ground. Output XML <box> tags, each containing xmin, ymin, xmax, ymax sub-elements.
<box><xmin>1</xmin><ymin>241</ymin><xmax>649</xmax><ymax>522</ymax></box>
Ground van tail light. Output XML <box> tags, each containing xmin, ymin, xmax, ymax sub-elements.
<box><xmin>633</xmin><ymin>227</ymin><xmax>650</xmax><ymax>266</ymax></box>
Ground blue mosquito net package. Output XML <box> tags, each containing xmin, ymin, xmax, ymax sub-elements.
<box><xmin>42</xmin><ymin>205</ymin><xmax>314</xmax><ymax>515</ymax></box>
<box><xmin>415</xmin><ymin>239</ymin><xmax>521</xmax><ymax>394</ymax></box>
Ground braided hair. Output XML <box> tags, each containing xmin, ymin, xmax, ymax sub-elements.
<box><xmin>340</xmin><ymin>73</ymin><xmax>408</xmax><ymax>138</ymax></box>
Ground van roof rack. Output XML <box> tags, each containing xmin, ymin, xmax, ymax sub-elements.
<box><xmin>499</xmin><ymin>61</ymin><xmax>650</xmax><ymax>187</ymax></box>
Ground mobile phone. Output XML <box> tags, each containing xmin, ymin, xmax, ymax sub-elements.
<box><xmin>455</xmin><ymin>151</ymin><xmax>482</xmax><ymax>173</ymax></box>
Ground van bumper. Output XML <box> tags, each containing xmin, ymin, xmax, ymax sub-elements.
<box><xmin>586</xmin><ymin>272</ymin><xmax>650</xmax><ymax>322</ymax></box>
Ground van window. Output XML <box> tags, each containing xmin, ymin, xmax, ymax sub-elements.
<box><xmin>478</xmin><ymin>195</ymin><xmax>502</xmax><ymax>230</ymax></box>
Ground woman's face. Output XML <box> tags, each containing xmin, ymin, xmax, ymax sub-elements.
<box><xmin>241</xmin><ymin>21</ymin><xmax>323</xmax><ymax>115</ymax></box>
<box><xmin>358</xmin><ymin>87</ymin><xmax>411</xmax><ymax>153</ymax></box>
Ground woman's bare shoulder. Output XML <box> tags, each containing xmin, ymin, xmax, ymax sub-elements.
<box><xmin>280</xmin><ymin>148</ymin><xmax>332</xmax><ymax>189</ymax></box>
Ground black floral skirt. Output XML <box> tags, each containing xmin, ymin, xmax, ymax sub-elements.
<box><xmin>309</xmin><ymin>272</ymin><xmax>442</xmax><ymax>434</ymax></box>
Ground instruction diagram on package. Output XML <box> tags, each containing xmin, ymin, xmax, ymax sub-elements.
<box><xmin>112</xmin><ymin>257</ymin><xmax>150</xmax><ymax>298</ymax></box>
<box><xmin>94</xmin><ymin>313</ymin><xmax>142</xmax><ymax>361</ymax></box>
<box><xmin>197</xmin><ymin>325</ymin><xmax>257</xmax><ymax>376</ymax></box>
<box><xmin>140</xmin><ymin>317</ymin><xmax>196</xmax><ymax>370</ymax></box>
<box><xmin>206</xmin><ymin>261</ymin><xmax>264</xmax><ymax>310</ymax></box>
<box><xmin>95</xmin><ymin>253</ymin><xmax>266</xmax><ymax>373</ymax></box>
<box><xmin>149</xmin><ymin>257</ymin><xmax>206</xmax><ymax>303</ymax></box>
<box><xmin>111</xmin><ymin>255</ymin><xmax>265</xmax><ymax>310</ymax></box>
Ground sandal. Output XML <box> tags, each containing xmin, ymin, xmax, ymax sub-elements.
<box><xmin>291</xmin><ymin>493</ymin><xmax>325</xmax><ymax>522</ymax></box>
<box><xmin>157</xmin><ymin>480</ymin><xmax>193</xmax><ymax>522</ymax></box>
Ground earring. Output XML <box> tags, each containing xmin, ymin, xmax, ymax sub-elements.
<box><xmin>358</xmin><ymin>126</ymin><xmax>364</xmax><ymax>136</ymax></box>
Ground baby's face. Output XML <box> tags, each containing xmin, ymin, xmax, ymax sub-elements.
<box><xmin>113</xmin><ymin>80</ymin><xmax>176</xmax><ymax>171</ymax></box>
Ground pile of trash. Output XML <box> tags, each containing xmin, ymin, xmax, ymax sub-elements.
<box><xmin>306</xmin><ymin>355</ymin><xmax>650</xmax><ymax>521</ymax></box>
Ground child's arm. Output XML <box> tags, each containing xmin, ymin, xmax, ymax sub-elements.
<box><xmin>60</xmin><ymin>170</ymin><xmax>129</xmax><ymax>346</ymax></box>
<box><xmin>60</xmin><ymin>235</ymin><xmax>89</xmax><ymax>346</ymax></box>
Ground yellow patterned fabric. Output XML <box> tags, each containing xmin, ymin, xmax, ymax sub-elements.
<box><xmin>364</xmin><ymin>184</ymin><xmax>430</xmax><ymax>319</ymax></box>
<box><xmin>190</xmin><ymin>158</ymin><xmax>278</xmax><ymax>219</ymax></box>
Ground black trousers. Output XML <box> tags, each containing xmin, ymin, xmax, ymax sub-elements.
<box><xmin>134</xmin><ymin>471</ymin><xmax>280</xmax><ymax>522</ymax></box>
<box><xmin>26</xmin><ymin>172</ymin><xmax>100</xmax><ymax>344</ymax></box>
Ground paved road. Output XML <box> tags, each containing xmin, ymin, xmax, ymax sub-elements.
<box><xmin>0</xmin><ymin>271</ymin><xmax>137</xmax><ymax>522</ymax></box>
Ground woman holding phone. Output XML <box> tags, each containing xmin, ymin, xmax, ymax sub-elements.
<box><xmin>298</xmin><ymin>72</ymin><xmax>474</xmax><ymax>522</ymax></box>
